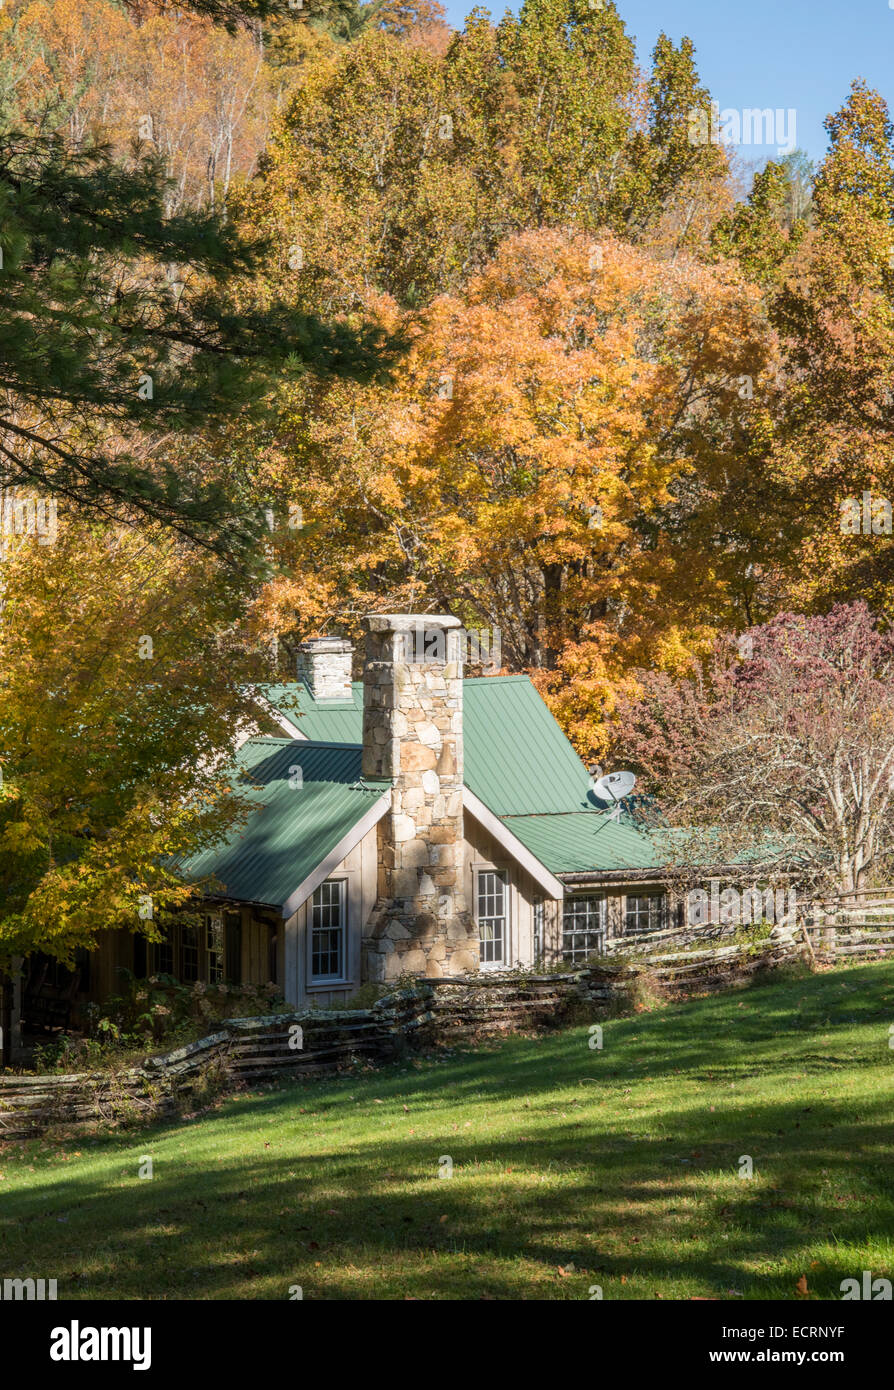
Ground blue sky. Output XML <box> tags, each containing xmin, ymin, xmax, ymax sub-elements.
<box><xmin>439</xmin><ymin>0</ymin><xmax>894</xmax><ymax>169</ymax></box>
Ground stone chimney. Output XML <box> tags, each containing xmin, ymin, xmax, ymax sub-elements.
<box><xmin>361</xmin><ymin>614</ymin><xmax>479</xmax><ymax>980</ymax></box>
<box><xmin>296</xmin><ymin>636</ymin><xmax>353</xmax><ymax>701</ymax></box>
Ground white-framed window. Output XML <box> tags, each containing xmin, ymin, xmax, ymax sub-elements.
<box><xmin>625</xmin><ymin>893</ymin><xmax>666</xmax><ymax>934</ymax></box>
<box><xmin>206</xmin><ymin>915</ymin><xmax>225</xmax><ymax>983</ymax></box>
<box><xmin>533</xmin><ymin>896</ymin><xmax>544</xmax><ymax>963</ymax></box>
<box><xmin>310</xmin><ymin>879</ymin><xmax>347</xmax><ymax>982</ymax></box>
<box><xmin>562</xmin><ymin>894</ymin><xmax>606</xmax><ymax>964</ymax></box>
<box><xmin>477</xmin><ymin>870</ymin><xmax>508</xmax><ymax>967</ymax></box>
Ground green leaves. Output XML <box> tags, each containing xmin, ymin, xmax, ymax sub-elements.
<box><xmin>0</xmin><ymin>131</ymin><xmax>399</xmax><ymax>561</ymax></box>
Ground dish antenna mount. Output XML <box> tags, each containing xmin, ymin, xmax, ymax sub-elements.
<box><xmin>590</xmin><ymin>768</ymin><xmax>637</xmax><ymax>820</ymax></box>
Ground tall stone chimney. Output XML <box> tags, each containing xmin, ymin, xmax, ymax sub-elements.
<box><xmin>361</xmin><ymin>614</ymin><xmax>479</xmax><ymax>980</ymax></box>
<box><xmin>296</xmin><ymin>636</ymin><xmax>353</xmax><ymax>701</ymax></box>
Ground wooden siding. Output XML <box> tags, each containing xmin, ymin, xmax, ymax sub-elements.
<box><xmin>465</xmin><ymin>812</ymin><xmax>545</xmax><ymax>967</ymax></box>
<box><xmin>282</xmin><ymin>812</ymin><xmax>679</xmax><ymax>1001</ymax></box>
<box><xmin>283</xmin><ymin>818</ymin><xmax>379</xmax><ymax>1008</ymax></box>
<box><xmin>74</xmin><ymin>845</ymin><xmax>683</xmax><ymax>1019</ymax></box>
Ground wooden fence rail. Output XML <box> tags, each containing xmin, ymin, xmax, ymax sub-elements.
<box><xmin>6</xmin><ymin>907</ymin><xmax>891</xmax><ymax>1141</ymax></box>
<box><xmin>804</xmin><ymin>886</ymin><xmax>894</xmax><ymax>959</ymax></box>
<box><xmin>0</xmin><ymin>933</ymin><xmax>810</xmax><ymax>1140</ymax></box>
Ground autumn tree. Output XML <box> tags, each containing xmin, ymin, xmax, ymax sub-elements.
<box><xmin>11</xmin><ymin>0</ymin><xmax>273</xmax><ymax>213</ymax></box>
<box><xmin>777</xmin><ymin>150</ymin><xmax>815</xmax><ymax>229</ymax></box>
<box><xmin>247</xmin><ymin>0</ymin><xmax>732</xmax><ymax>313</ymax></box>
<box><xmin>712</xmin><ymin>159</ymin><xmax>804</xmax><ymax>286</ymax></box>
<box><xmin>769</xmin><ymin>83</ymin><xmax>894</xmax><ymax>613</ymax></box>
<box><xmin>0</xmin><ymin>512</ymin><xmax>276</xmax><ymax>993</ymax></box>
<box><xmin>379</xmin><ymin>0</ymin><xmax>451</xmax><ymax>53</ymax></box>
<box><xmin>703</xmin><ymin>84</ymin><xmax>894</xmax><ymax>627</ymax></box>
<box><xmin>614</xmin><ymin>604</ymin><xmax>894</xmax><ymax>901</ymax></box>
<box><xmin>256</xmin><ymin>228</ymin><xmax>772</xmax><ymax>755</ymax></box>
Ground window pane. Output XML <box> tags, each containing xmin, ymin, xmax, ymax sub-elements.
<box><xmin>225</xmin><ymin>912</ymin><xmax>242</xmax><ymax>984</ymax></box>
<box><xmin>562</xmin><ymin>895</ymin><xmax>605</xmax><ymax>963</ymax></box>
<box><xmin>181</xmin><ymin>925</ymin><xmax>199</xmax><ymax>982</ymax></box>
<box><xmin>625</xmin><ymin>894</ymin><xmax>665</xmax><ymax>934</ymax></box>
<box><xmin>311</xmin><ymin>881</ymin><xmax>345</xmax><ymax>980</ymax></box>
<box><xmin>155</xmin><ymin>929</ymin><xmax>174</xmax><ymax>978</ymax></box>
<box><xmin>533</xmin><ymin>897</ymin><xmax>544</xmax><ymax>963</ymax></box>
<box><xmin>206</xmin><ymin>916</ymin><xmax>224</xmax><ymax>984</ymax></box>
<box><xmin>478</xmin><ymin>871</ymin><xmax>507</xmax><ymax>965</ymax></box>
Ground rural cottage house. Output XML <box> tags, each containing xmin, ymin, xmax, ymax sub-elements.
<box><xmin>18</xmin><ymin>612</ymin><xmax>697</xmax><ymax>1034</ymax></box>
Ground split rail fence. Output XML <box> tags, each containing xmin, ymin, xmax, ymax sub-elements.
<box><xmin>807</xmin><ymin>886</ymin><xmax>894</xmax><ymax>959</ymax></box>
<box><xmin>7</xmin><ymin>895</ymin><xmax>894</xmax><ymax>1140</ymax></box>
<box><xmin>0</xmin><ymin>932</ymin><xmax>810</xmax><ymax>1139</ymax></box>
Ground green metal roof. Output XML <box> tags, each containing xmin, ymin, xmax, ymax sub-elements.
<box><xmin>262</xmin><ymin>675</ymin><xmax>593</xmax><ymax>816</ymax></box>
<box><xmin>502</xmin><ymin>811</ymin><xmax>674</xmax><ymax>875</ymax></box>
<box><xmin>263</xmin><ymin>681</ymin><xmax>363</xmax><ymax>745</ymax></box>
<box><xmin>184</xmin><ymin>677</ymin><xmax>703</xmax><ymax>906</ymax></box>
<box><xmin>501</xmin><ymin>811</ymin><xmax>765</xmax><ymax>877</ymax></box>
<box><xmin>179</xmin><ymin>739</ymin><xmax>389</xmax><ymax>908</ymax></box>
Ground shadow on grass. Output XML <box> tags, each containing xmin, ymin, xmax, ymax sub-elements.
<box><xmin>1</xmin><ymin>962</ymin><xmax>893</xmax><ymax>1300</ymax></box>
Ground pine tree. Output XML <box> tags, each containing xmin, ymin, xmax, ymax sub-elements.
<box><xmin>0</xmin><ymin>133</ymin><xmax>395</xmax><ymax>558</ymax></box>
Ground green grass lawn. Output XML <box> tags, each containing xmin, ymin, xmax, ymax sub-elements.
<box><xmin>2</xmin><ymin>960</ymin><xmax>894</xmax><ymax>1301</ymax></box>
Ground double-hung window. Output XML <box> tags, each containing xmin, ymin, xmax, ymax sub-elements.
<box><xmin>154</xmin><ymin>929</ymin><xmax>175</xmax><ymax>978</ymax></box>
<box><xmin>478</xmin><ymin>870</ymin><xmax>508</xmax><ymax>967</ymax></box>
<box><xmin>180</xmin><ymin>925</ymin><xmax>200</xmax><ymax>982</ymax></box>
<box><xmin>562</xmin><ymin>895</ymin><xmax>606</xmax><ymax>964</ymax></box>
<box><xmin>311</xmin><ymin>880</ymin><xmax>347</xmax><ymax>982</ymax></box>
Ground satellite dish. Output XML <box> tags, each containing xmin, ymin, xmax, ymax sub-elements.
<box><xmin>590</xmin><ymin>769</ymin><xmax>636</xmax><ymax>818</ymax></box>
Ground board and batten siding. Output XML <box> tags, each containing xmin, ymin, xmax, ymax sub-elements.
<box><xmin>237</xmin><ymin>906</ymin><xmax>285</xmax><ymax>989</ymax></box>
<box><xmin>283</xmin><ymin>812</ymin><xmax>564</xmax><ymax>1000</ymax></box>
<box><xmin>283</xmin><ymin>819</ymin><xmax>379</xmax><ymax>1008</ymax></box>
<box><xmin>280</xmin><ymin>813</ymin><xmax>683</xmax><ymax>997</ymax></box>
<box><xmin>464</xmin><ymin>812</ymin><xmax>560</xmax><ymax>968</ymax></box>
